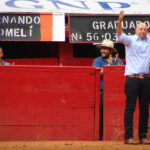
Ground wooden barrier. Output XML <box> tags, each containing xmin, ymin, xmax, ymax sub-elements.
<box><xmin>0</xmin><ymin>65</ymin><xmax>100</xmax><ymax>141</ymax></box>
<box><xmin>4</xmin><ymin>58</ymin><xmax>59</xmax><ymax>66</ymax></box>
<box><xmin>103</xmin><ymin>66</ymin><xmax>150</xmax><ymax>141</ymax></box>
<box><xmin>4</xmin><ymin>58</ymin><xmax>95</xmax><ymax>66</ymax></box>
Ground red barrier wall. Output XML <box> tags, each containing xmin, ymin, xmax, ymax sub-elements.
<box><xmin>4</xmin><ymin>58</ymin><xmax>59</xmax><ymax>66</ymax></box>
<box><xmin>0</xmin><ymin>65</ymin><xmax>100</xmax><ymax>141</ymax></box>
<box><xmin>5</xmin><ymin>58</ymin><xmax>95</xmax><ymax>66</ymax></box>
<box><xmin>103</xmin><ymin>66</ymin><xmax>150</xmax><ymax>141</ymax></box>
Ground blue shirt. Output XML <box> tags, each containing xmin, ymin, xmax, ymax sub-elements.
<box><xmin>116</xmin><ymin>33</ymin><xmax>150</xmax><ymax>76</ymax></box>
<box><xmin>1</xmin><ymin>60</ymin><xmax>10</xmax><ymax>65</ymax></box>
<box><xmin>93</xmin><ymin>56</ymin><xmax>124</xmax><ymax>90</ymax></box>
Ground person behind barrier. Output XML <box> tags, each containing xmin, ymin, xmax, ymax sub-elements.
<box><xmin>116</xmin><ymin>10</ymin><xmax>150</xmax><ymax>145</ymax></box>
<box><xmin>0</xmin><ymin>47</ymin><xmax>10</xmax><ymax>65</ymax></box>
<box><xmin>93</xmin><ymin>39</ymin><xmax>124</xmax><ymax>90</ymax></box>
<box><xmin>93</xmin><ymin>39</ymin><xmax>124</xmax><ymax>140</ymax></box>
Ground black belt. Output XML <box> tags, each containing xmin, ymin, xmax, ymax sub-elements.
<box><xmin>126</xmin><ymin>74</ymin><xmax>149</xmax><ymax>79</ymax></box>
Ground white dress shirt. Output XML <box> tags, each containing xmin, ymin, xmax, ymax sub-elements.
<box><xmin>116</xmin><ymin>33</ymin><xmax>150</xmax><ymax>76</ymax></box>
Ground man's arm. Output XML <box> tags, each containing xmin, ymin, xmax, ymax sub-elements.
<box><xmin>116</xmin><ymin>10</ymin><xmax>131</xmax><ymax>46</ymax></box>
<box><xmin>117</xmin><ymin>10</ymin><xmax>124</xmax><ymax>37</ymax></box>
<box><xmin>115</xmin><ymin>53</ymin><xmax>120</xmax><ymax>65</ymax></box>
<box><xmin>93</xmin><ymin>58</ymin><xmax>103</xmax><ymax>76</ymax></box>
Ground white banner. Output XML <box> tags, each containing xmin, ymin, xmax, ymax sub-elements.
<box><xmin>0</xmin><ymin>0</ymin><xmax>150</xmax><ymax>14</ymax></box>
<box><xmin>53</xmin><ymin>13</ymin><xmax>65</xmax><ymax>41</ymax></box>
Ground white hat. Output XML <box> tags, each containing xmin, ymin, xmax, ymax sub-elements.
<box><xmin>93</xmin><ymin>39</ymin><xmax>117</xmax><ymax>52</ymax></box>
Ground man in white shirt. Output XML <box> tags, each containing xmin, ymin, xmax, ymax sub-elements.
<box><xmin>117</xmin><ymin>10</ymin><xmax>150</xmax><ymax>144</ymax></box>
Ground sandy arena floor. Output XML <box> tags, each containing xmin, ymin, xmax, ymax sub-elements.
<box><xmin>0</xmin><ymin>141</ymin><xmax>150</xmax><ymax>150</ymax></box>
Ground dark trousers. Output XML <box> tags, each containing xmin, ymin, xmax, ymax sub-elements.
<box><xmin>124</xmin><ymin>77</ymin><xmax>150</xmax><ymax>140</ymax></box>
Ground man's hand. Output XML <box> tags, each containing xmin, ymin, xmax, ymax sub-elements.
<box><xmin>108</xmin><ymin>54</ymin><xmax>113</xmax><ymax>65</ymax></box>
<box><xmin>117</xmin><ymin>10</ymin><xmax>124</xmax><ymax>37</ymax></box>
<box><xmin>11</xmin><ymin>62</ymin><xmax>15</xmax><ymax>65</ymax></box>
<box><xmin>118</xmin><ymin>10</ymin><xmax>124</xmax><ymax>22</ymax></box>
<box><xmin>100</xmin><ymin>68</ymin><xmax>103</xmax><ymax>76</ymax></box>
<box><xmin>115</xmin><ymin>53</ymin><xmax>120</xmax><ymax>65</ymax></box>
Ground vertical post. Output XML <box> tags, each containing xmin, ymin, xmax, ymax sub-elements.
<box><xmin>58</xmin><ymin>41</ymin><xmax>73</xmax><ymax>66</ymax></box>
<box><xmin>94</xmin><ymin>68</ymin><xmax>100</xmax><ymax>140</ymax></box>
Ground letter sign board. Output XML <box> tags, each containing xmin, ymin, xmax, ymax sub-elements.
<box><xmin>69</xmin><ymin>15</ymin><xmax>150</xmax><ymax>43</ymax></box>
<box><xmin>0</xmin><ymin>13</ymin><xmax>65</xmax><ymax>41</ymax></box>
